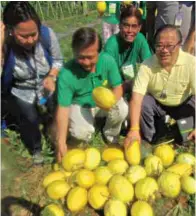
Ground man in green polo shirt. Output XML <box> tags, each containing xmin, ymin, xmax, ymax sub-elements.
<box><xmin>124</xmin><ymin>25</ymin><xmax>195</xmax><ymax>146</ymax></box>
<box><xmin>56</xmin><ymin>27</ymin><xmax>128</xmax><ymax>162</ymax></box>
<box><xmin>104</xmin><ymin>5</ymin><xmax>152</xmax><ymax>93</ymax></box>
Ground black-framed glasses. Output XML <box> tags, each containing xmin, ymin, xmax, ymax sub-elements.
<box><xmin>155</xmin><ymin>42</ymin><xmax>180</xmax><ymax>52</ymax></box>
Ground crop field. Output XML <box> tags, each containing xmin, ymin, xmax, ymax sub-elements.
<box><xmin>1</xmin><ymin>2</ymin><xmax>195</xmax><ymax>216</ymax></box>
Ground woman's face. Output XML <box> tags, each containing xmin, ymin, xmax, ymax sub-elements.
<box><xmin>12</xmin><ymin>20</ymin><xmax>39</xmax><ymax>50</ymax></box>
<box><xmin>120</xmin><ymin>16</ymin><xmax>141</xmax><ymax>43</ymax></box>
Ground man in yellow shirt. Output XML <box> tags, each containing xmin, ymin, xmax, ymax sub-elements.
<box><xmin>124</xmin><ymin>25</ymin><xmax>195</xmax><ymax>145</ymax></box>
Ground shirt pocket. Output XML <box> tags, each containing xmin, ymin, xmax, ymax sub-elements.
<box><xmin>175</xmin><ymin>80</ymin><xmax>189</xmax><ymax>95</ymax></box>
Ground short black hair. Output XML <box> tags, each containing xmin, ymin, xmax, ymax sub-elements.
<box><xmin>72</xmin><ymin>27</ymin><xmax>102</xmax><ymax>53</ymax></box>
<box><xmin>3</xmin><ymin>1</ymin><xmax>41</xmax><ymax>31</ymax></box>
<box><xmin>120</xmin><ymin>5</ymin><xmax>142</xmax><ymax>25</ymax></box>
<box><xmin>154</xmin><ymin>24</ymin><xmax>182</xmax><ymax>44</ymax></box>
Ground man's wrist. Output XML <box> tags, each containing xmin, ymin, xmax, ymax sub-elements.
<box><xmin>57</xmin><ymin>141</ymin><xmax>65</xmax><ymax>149</ymax></box>
<box><xmin>47</xmin><ymin>74</ymin><xmax>57</xmax><ymax>82</ymax></box>
<box><xmin>129</xmin><ymin>126</ymin><xmax>140</xmax><ymax>131</ymax></box>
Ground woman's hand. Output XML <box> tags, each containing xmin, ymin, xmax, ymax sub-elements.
<box><xmin>43</xmin><ymin>75</ymin><xmax>56</xmax><ymax>92</ymax></box>
<box><xmin>124</xmin><ymin>130</ymin><xmax>141</xmax><ymax>148</ymax></box>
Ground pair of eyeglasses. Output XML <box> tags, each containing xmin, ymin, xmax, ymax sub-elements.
<box><xmin>155</xmin><ymin>42</ymin><xmax>180</xmax><ymax>52</ymax></box>
<box><xmin>121</xmin><ymin>23</ymin><xmax>139</xmax><ymax>30</ymax></box>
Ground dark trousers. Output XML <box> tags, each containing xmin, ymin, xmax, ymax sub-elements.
<box><xmin>10</xmin><ymin>96</ymin><xmax>42</xmax><ymax>154</ymax></box>
<box><xmin>141</xmin><ymin>95</ymin><xmax>195</xmax><ymax>143</ymax></box>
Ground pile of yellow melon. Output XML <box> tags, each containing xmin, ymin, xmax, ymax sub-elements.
<box><xmin>41</xmin><ymin>142</ymin><xmax>196</xmax><ymax>216</ymax></box>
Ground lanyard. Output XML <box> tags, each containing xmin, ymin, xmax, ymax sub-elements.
<box><xmin>25</xmin><ymin>55</ymin><xmax>41</xmax><ymax>90</ymax></box>
<box><xmin>25</xmin><ymin>57</ymin><xmax>37</xmax><ymax>77</ymax></box>
<box><xmin>120</xmin><ymin>44</ymin><xmax>133</xmax><ymax>81</ymax></box>
<box><xmin>25</xmin><ymin>55</ymin><xmax>44</xmax><ymax>81</ymax></box>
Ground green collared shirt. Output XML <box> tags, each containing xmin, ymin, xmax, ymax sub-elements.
<box><xmin>104</xmin><ymin>32</ymin><xmax>152</xmax><ymax>77</ymax></box>
<box><xmin>57</xmin><ymin>52</ymin><xmax>122</xmax><ymax>108</ymax></box>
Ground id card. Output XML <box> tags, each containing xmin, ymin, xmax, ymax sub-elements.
<box><xmin>121</xmin><ymin>64</ymin><xmax>134</xmax><ymax>80</ymax></box>
<box><xmin>174</xmin><ymin>11</ymin><xmax>183</xmax><ymax>27</ymax></box>
<box><xmin>109</xmin><ymin>3</ymin><xmax>116</xmax><ymax>14</ymax></box>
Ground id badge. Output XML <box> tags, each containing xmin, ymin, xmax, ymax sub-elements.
<box><xmin>121</xmin><ymin>64</ymin><xmax>134</xmax><ymax>80</ymax></box>
<box><xmin>109</xmin><ymin>3</ymin><xmax>116</xmax><ymax>14</ymax></box>
<box><xmin>174</xmin><ymin>11</ymin><xmax>183</xmax><ymax>27</ymax></box>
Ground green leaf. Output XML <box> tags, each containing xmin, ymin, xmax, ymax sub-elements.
<box><xmin>172</xmin><ymin>206</ymin><xmax>180</xmax><ymax>216</ymax></box>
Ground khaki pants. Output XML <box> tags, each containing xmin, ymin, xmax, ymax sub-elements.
<box><xmin>69</xmin><ymin>98</ymin><xmax>128</xmax><ymax>143</ymax></box>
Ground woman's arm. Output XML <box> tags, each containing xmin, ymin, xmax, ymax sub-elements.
<box><xmin>0</xmin><ymin>21</ymin><xmax>5</xmax><ymax>69</ymax></box>
<box><xmin>43</xmin><ymin>28</ymin><xmax>63</xmax><ymax>91</ymax></box>
<box><xmin>48</xmin><ymin>27</ymin><xmax>63</xmax><ymax>73</ymax></box>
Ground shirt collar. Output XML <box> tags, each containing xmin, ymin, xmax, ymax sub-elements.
<box><xmin>175</xmin><ymin>49</ymin><xmax>186</xmax><ymax>65</ymax></box>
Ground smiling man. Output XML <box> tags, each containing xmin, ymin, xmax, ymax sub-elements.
<box><xmin>56</xmin><ymin>27</ymin><xmax>128</xmax><ymax>162</ymax></box>
<box><xmin>124</xmin><ymin>24</ymin><xmax>195</xmax><ymax>145</ymax></box>
<box><xmin>104</xmin><ymin>5</ymin><xmax>151</xmax><ymax>95</ymax></box>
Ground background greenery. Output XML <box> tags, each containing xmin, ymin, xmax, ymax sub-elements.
<box><xmin>1</xmin><ymin>1</ymin><xmax>96</xmax><ymax>20</ymax></box>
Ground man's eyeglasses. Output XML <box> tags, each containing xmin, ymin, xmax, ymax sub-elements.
<box><xmin>121</xmin><ymin>23</ymin><xmax>139</xmax><ymax>30</ymax></box>
<box><xmin>155</xmin><ymin>42</ymin><xmax>180</xmax><ymax>52</ymax></box>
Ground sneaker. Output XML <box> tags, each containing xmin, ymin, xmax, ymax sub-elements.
<box><xmin>32</xmin><ymin>151</ymin><xmax>44</xmax><ymax>165</ymax></box>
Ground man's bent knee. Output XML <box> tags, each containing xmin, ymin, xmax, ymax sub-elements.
<box><xmin>110</xmin><ymin>98</ymin><xmax>128</xmax><ymax>123</ymax></box>
<box><xmin>69</xmin><ymin>125</ymin><xmax>95</xmax><ymax>142</ymax></box>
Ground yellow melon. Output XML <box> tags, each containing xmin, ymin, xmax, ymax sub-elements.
<box><xmin>93</xmin><ymin>87</ymin><xmax>116</xmax><ymax>110</ymax></box>
<box><xmin>62</xmin><ymin>149</ymin><xmax>85</xmax><ymax>172</ymax></box>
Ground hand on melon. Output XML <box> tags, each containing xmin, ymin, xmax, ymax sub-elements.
<box><xmin>124</xmin><ymin>130</ymin><xmax>141</xmax><ymax>147</ymax></box>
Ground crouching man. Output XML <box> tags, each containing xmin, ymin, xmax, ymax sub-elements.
<box><xmin>56</xmin><ymin>27</ymin><xmax>128</xmax><ymax>162</ymax></box>
<box><xmin>124</xmin><ymin>25</ymin><xmax>195</xmax><ymax>146</ymax></box>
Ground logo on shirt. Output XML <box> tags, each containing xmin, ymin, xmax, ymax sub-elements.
<box><xmin>102</xmin><ymin>80</ymin><xmax>109</xmax><ymax>88</ymax></box>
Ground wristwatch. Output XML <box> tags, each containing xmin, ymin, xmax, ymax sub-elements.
<box><xmin>48</xmin><ymin>74</ymin><xmax>57</xmax><ymax>82</ymax></box>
